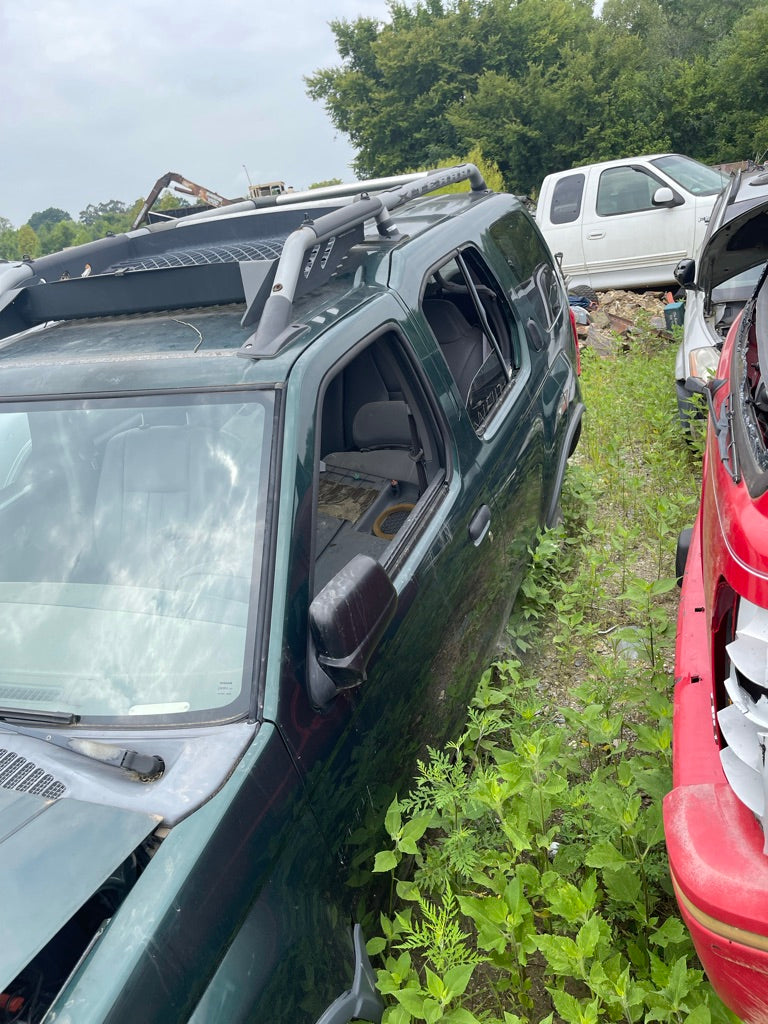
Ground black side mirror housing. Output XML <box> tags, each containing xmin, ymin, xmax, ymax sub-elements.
<box><xmin>308</xmin><ymin>554</ymin><xmax>398</xmax><ymax>706</ymax></box>
<box><xmin>674</xmin><ymin>258</ymin><xmax>696</xmax><ymax>288</ymax></box>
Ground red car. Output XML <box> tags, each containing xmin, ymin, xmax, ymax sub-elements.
<box><xmin>666</xmin><ymin>256</ymin><xmax>768</xmax><ymax>1021</ymax></box>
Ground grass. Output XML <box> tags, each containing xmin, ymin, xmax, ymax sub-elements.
<box><xmin>361</xmin><ymin>327</ymin><xmax>739</xmax><ymax>1023</ymax></box>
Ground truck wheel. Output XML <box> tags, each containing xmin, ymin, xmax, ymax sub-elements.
<box><xmin>569</xmin><ymin>284</ymin><xmax>599</xmax><ymax>309</ymax></box>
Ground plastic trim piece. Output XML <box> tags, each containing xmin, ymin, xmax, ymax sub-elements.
<box><xmin>314</xmin><ymin>924</ymin><xmax>383</xmax><ymax>1024</ymax></box>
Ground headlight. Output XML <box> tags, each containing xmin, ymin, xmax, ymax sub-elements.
<box><xmin>688</xmin><ymin>345</ymin><xmax>720</xmax><ymax>380</ymax></box>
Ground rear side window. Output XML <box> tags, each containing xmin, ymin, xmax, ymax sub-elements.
<box><xmin>549</xmin><ymin>173</ymin><xmax>585</xmax><ymax>224</ymax></box>
<box><xmin>421</xmin><ymin>248</ymin><xmax>519</xmax><ymax>434</ymax></box>
<box><xmin>489</xmin><ymin>210</ymin><xmax>565</xmax><ymax>340</ymax></box>
<box><xmin>596</xmin><ymin>167</ymin><xmax>659</xmax><ymax>216</ymax></box>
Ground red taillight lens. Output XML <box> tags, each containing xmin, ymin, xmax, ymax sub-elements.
<box><xmin>568</xmin><ymin>308</ymin><xmax>581</xmax><ymax>375</ymax></box>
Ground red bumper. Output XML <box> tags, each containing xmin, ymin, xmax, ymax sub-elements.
<box><xmin>664</xmin><ymin>516</ymin><xmax>768</xmax><ymax>1023</ymax></box>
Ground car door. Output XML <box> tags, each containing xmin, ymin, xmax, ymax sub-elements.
<box><xmin>582</xmin><ymin>164</ymin><xmax>697</xmax><ymax>287</ymax></box>
<box><xmin>272</xmin><ymin>294</ymin><xmax>501</xmax><ymax>885</ymax></box>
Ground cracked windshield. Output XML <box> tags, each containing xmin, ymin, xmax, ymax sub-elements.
<box><xmin>0</xmin><ymin>394</ymin><xmax>271</xmax><ymax>721</ymax></box>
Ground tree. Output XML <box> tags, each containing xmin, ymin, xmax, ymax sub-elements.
<box><xmin>27</xmin><ymin>207</ymin><xmax>72</xmax><ymax>233</ymax></box>
<box><xmin>78</xmin><ymin>199</ymin><xmax>129</xmax><ymax>227</ymax></box>
<box><xmin>15</xmin><ymin>225</ymin><xmax>40</xmax><ymax>260</ymax></box>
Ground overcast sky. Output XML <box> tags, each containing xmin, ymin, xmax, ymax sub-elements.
<box><xmin>0</xmin><ymin>0</ymin><xmax>394</xmax><ymax>227</ymax></box>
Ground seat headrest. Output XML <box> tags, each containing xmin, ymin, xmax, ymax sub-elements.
<box><xmin>352</xmin><ymin>401</ymin><xmax>411</xmax><ymax>451</ymax></box>
<box><xmin>422</xmin><ymin>299</ymin><xmax>475</xmax><ymax>345</ymax></box>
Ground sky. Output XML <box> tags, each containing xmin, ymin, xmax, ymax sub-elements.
<box><xmin>0</xmin><ymin>0</ymin><xmax>395</xmax><ymax>227</ymax></box>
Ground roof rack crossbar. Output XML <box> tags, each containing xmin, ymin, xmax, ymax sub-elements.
<box><xmin>239</xmin><ymin>164</ymin><xmax>487</xmax><ymax>358</ymax></box>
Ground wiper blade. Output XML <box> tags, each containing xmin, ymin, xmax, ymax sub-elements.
<box><xmin>0</xmin><ymin>714</ymin><xmax>164</xmax><ymax>781</ymax></box>
<box><xmin>0</xmin><ymin>707</ymin><xmax>80</xmax><ymax>725</ymax></box>
<box><xmin>69</xmin><ymin>739</ymin><xmax>164</xmax><ymax>782</ymax></box>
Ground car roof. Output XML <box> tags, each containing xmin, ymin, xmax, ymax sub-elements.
<box><xmin>547</xmin><ymin>154</ymin><xmax>676</xmax><ymax>177</ymax></box>
<box><xmin>0</xmin><ymin>166</ymin><xmax>499</xmax><ymax>397</ymax></box>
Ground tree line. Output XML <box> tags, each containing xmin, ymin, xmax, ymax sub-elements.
<box><xmin>0</xmin><ymin>195</ymin><xmax>188</xmax><ymax>263</ymax></box>
<box><xmin>305</xmin><ymin>0</ymin><xmax>768</xmax><ymax>194</ymax></box>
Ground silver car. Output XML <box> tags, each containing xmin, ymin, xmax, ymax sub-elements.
<box><xmin>675</xmin><ymin>168</ymin><xmax>768</xmax><ymax>427</ymax></box>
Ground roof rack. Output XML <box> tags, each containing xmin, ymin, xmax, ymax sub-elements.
<box><xmin>0</xmin><ymin>164</ymin><xmax>488</xmax><ymax>352</ymax></box>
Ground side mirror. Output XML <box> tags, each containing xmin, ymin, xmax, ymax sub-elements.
<box><xmin>674</xmin><ymin>258</ymin><xmax>696</xmax><ymax>288</ymax></box>
<box><xmin>308</xmin><ymin>554</ymin><xmax>397</xmax><ymax>705</ymax></box>
<box><xmin>653</xmin><ymin>186</ymin><xmax>684</xmax><ymax>208</ymax></box>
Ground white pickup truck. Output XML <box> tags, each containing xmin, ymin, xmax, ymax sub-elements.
<box><xmin>536</xmin><ymin>154</ymin><xmax>728</xmax><ymax>290</ymax></box>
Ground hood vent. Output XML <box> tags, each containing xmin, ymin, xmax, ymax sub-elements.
<box><xmin>0</xmin><ymin>748</ymin><xmax>66</xmax><ymax>800</ymax></box>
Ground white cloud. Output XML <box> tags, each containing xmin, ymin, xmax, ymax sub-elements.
<box><xmin>0</xmin><ymin>0</ymin><xmax>392</xmax><ymax>226</ymax></box>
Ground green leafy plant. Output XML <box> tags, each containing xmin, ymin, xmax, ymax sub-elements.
<box><xmin>360</xmin><ymin>324</ymin><xmax>736</xmax><ymax>1022</ymax></box>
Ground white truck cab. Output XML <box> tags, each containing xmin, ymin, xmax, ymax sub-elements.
<box><xmin>537</xmin><ymin>154</ymin><xmax>728</xmax><ymax>289</ymax></box>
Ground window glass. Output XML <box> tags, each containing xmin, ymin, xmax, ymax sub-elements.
<box><xmin>651</xmin><ymin>155</ymin><xmax>728</xmax><ymax>197</ymax></box>
<box><xmin>0</xmin><ymin>393</ymin><xmax>272</xmax><ymax>724</ymax></box>
<box><xmin>489</xmin><ymin>211</ymin><xmax>564</xmax><ymax>342</ymax></box>
<box><xmin>421</xmin><ymin>248</ymin><xmax>517</xmax><ymax>433</ymax></box>
<box><xmin>0</xmin><ymin>412</ymin><xmax>31</xmax><ymax>489</ymax></box>
<box><xmin>596</xmin><ymin>167</ymin><xmax>660</xmax><ymax>216</ymax></box>
<box><xmin>314</xmin><ymin>332</ymin><xmax>444</xmax><ymax>593</ymax></box>
<box><xmin>550</xmin><ymin>173</ymin><xmax>585</xmax><ymax>224</ymax></box>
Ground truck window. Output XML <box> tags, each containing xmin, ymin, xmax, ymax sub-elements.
<box><xmin>313</xmin><ymin>331</ymin><xmax>445</xmax><ymax>592</ymax></box>
<box><xmin>421</xmin><ymin>249</ymin><xmax>519</xmax><ymax>434</ymax></box>
<box><xmin>596</xmin><ymin>167</ymin><xmax>660</xmax><ymax>216</ymax></box>
<box><xmin>550</xmin><ymin>173</ymin><xmax>585</xmax><ymax>224</ymax></box>
<box><xmin>488</xmin><ymin>210</ymin><xmax>565</xmax><ymax>340</ymax></box>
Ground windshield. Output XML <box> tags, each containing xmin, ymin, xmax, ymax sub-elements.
<box><xmin>0</xmin><ymin>393</ymin><xmax>272</xmax><ymax>725</ymax></box>
<box><xmin>650</xmin><ymin>155</ymin><xmax>729</xmax><ymax>197</ymax></box>
<box><xmin>712</xmin><ymin>264</ymin><xmax>766</xmax><ymax>303</ymax></box>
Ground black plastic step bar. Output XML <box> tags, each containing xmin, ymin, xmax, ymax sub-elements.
<box><xmin>0</xmin><ymin>164</ymin><xmax>487</xmax><ymax>350</ymax></box>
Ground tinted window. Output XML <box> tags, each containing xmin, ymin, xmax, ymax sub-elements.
<box><xmin>597</xmin><ymin>166</ymin><xmax>660</xmax><ymax>216</ymax></box>
<box><xmin>550</xmin><ymin>173</ymin><xmax>585</xmax><ymax>224</ymax></box>
<box><xmin>489</xmin><ymin>210</ymin><xmax>565</xmax><ymax>342</ymax></box>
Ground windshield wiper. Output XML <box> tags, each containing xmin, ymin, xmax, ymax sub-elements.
<box><xmin>0</xmin><ymin>707</ymin><xmax>80</xmax><ymax>726</ymax></box>
<box><xmin>0</xmin><ymin>714</ymin><xmax>164</xmax><ymax>781</ymax></box>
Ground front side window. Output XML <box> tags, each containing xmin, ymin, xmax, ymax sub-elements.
<box><xmin>597</xmin><ymin>166</ymin><xmax>660</xmax><ymax>216</ymax></box>
<box><xmin>421</xmin><ymin>248</ymin><xmax>519</xmax><ymax>433</ymax></box>
<box><xmin>0</xmin><ymin>393</ymin><xmax>273</xmax><ymax>724</ymax></box>
<box><xmin>313</xmin><ymin>330</ymin><xmax>445</xmax><ymax>593</ymax></box>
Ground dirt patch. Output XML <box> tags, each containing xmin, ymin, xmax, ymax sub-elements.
<box><xmin>577</xmin><ymin>289</ymin><xmax>674</xmax><ymax>357</ymax></box>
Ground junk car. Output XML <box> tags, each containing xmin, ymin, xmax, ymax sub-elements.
<box><xmin>666</xmin><ymin>256</ymin><xmax>768</xmax><ymax>1022</ymax></box>
<box><xmin>537</xmin><ymin>154</ymin><xmax>727</xmax><ymax>290</ymax></box>
<box><xmin>0</xmin><ymin>165</ymin><xmax>582</xmax><ymax>1023</ymax></box>
<box><xmin>674</xmin><ymin>167</ymin><xmax>768</xmax><ymax>429</ymax></box>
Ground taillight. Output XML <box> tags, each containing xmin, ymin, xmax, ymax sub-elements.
<box><xmin>568</xmin><ymin>308</ymin><xmax>581</xmax><ymax>375</ymax></box>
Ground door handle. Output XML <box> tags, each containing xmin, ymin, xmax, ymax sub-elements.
<box><xmin>468</xmin><ymin>504</ymin><xmax>491</xmax><ymax>547</ymax></box>
<box><xmin>586</xmin><ymin>231</ymin><xmax>605</xmax><ymax>240</ymax></box>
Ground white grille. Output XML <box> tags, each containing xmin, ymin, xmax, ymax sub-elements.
<box><xmin>720</xmin><ymin>599</ymin><xmax>768</xmax><ymax>852</ymax></box>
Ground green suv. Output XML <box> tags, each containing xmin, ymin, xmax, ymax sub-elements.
<box><xmin>0</xmin><ymin>165</ymin><xmax>582</xmax><ymax>1023</ymax></box>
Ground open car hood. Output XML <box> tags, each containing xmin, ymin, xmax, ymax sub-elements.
<box><xmin>699</xmin><ymin>199</ymin><xmax>768</xmax><ymax>294</ymax></box>
<box><xmin>0</xmin><ymin>788</ymin><xmax>160</xmax><ymax>992</ymax></box>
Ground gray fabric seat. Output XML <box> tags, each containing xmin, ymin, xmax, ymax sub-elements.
<box><xmin>422</xmin><ymin>299</ymin><xmax>483</xmax><ymax>402</ymax></box>
<box><xmin>323</xmin><ymin>400</ymin><xmax>419</xmax><ymax>484</ymax></box>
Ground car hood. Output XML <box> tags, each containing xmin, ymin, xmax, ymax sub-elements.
<box><xmin>699</xmin><ymin>198</ymin><xmax>768</xmax><ymax>294</ymax></box>
<box><xmin>0</xmin><ymin>787</ymin><xmax>159</xmax><ymax>991</ymax></box>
